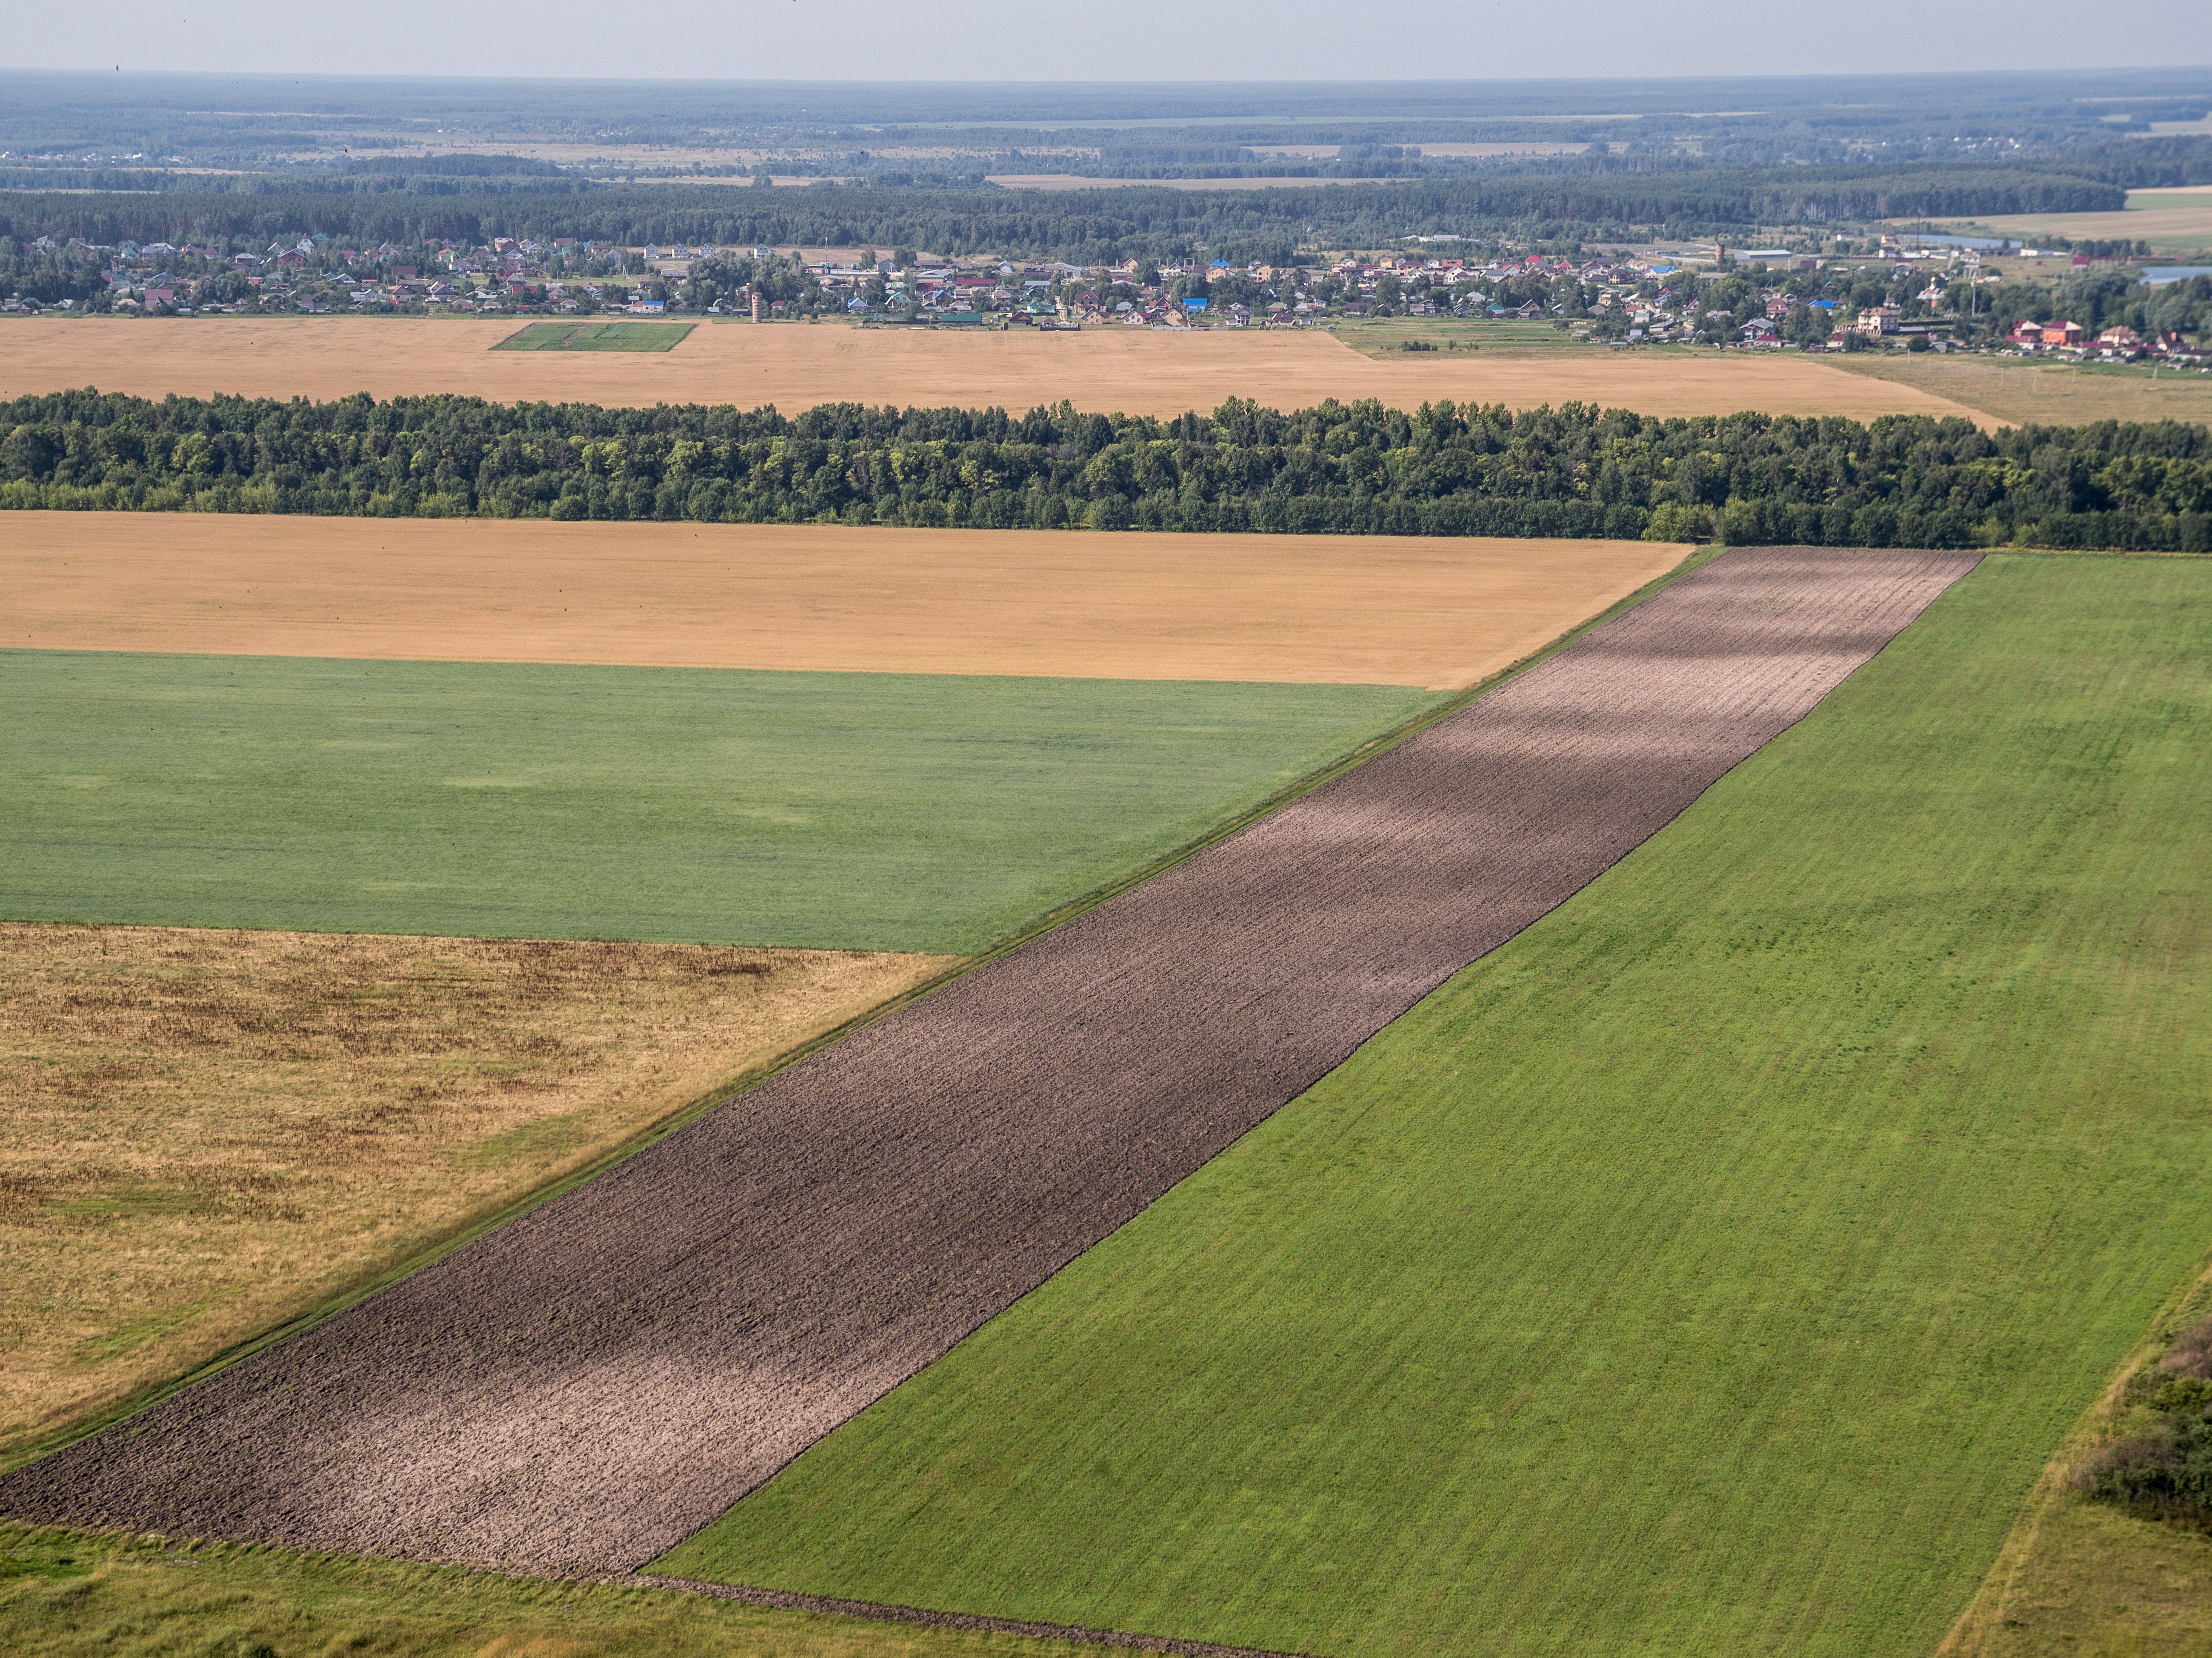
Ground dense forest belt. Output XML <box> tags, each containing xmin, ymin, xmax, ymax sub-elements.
<box><xmin>0</xmin><ymin>547</ymin><xmax>1977</xmax><ymax>1577</ymax></box>
<box><xmin>4</xmin><ymin>390</ymin><xmax>2208</xmax><ymax>551</ymax></box>
<box><xmin>0</xmin><ymin>163</ymin><xmax>2130</xmax><ymax>256</ymax></box>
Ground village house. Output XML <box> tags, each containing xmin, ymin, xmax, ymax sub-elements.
<box><xmin>1854</xmin><ymin>304</ymin><xmax>1902</xmax><ymax>339</ymax></box>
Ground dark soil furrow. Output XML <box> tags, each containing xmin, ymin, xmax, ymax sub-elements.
<box><xmin>0</xmin><ymin>547</ymin><xmax>1979</xmax><ymax>1579</ymax></box>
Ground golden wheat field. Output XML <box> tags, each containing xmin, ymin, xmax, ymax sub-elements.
<box><xmin>3</xmin><ymin>512</ymin><xmax>1688</xmax><ymax>689</ymax></box>
<box><xmin>0</xmin><ymin>315</ymin><xmax>1990</xmax><ymax>422</ymax></box>
<box><xmin>0</xmin><ymin>923</ymin><xmax>953</xmax><ymax>1456</ymax></box>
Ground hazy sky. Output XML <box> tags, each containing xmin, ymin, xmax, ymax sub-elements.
<box><xmin>9</xmin><ymin>3</ymin><xmax>2207</xmax><ymax>84</ymax></box>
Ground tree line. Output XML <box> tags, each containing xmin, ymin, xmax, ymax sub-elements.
<box><xmin>3</xmin><ymin>391</ymin><xmax>2206</xmax><ymax>552</ymax></box>
<box><xmin>0</xmin><ymin>161</ymin><xmax>2131</xmax><ymax>265</ymax></box>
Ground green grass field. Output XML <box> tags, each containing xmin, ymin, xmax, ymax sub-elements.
<box><xmin>0</xmin><ymin>1523</ymin><xmax>1079</xmax><ymax>1658</ymax></box>
<box><xmin>493</xmin><ymin>320</ymin><xmax>695</xmax><ymax>351</ymax></box>
<box><xmin>1326</xmin><ymin>316</ymin><xmax>1602</xmax><ymax>359</ymax></box>
<box><xmin>0</xmin><ymin>653</ymin><xmax>1429</xmax><ymax>953</ymax></box>
<box><xmin>659</xmin><ymin>554</ymin><xmax>2212</xmax><ymax>1657</ymax></box>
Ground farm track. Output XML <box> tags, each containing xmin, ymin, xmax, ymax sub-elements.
<box><xmin>0</xmin><ymin>546</ymin><xmax>1978</xmax><ymax>1580</ymax></box>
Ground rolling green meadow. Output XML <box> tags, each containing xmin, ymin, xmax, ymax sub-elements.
<box><xmin>0</xmin><ymin>653</ymin><xmax>1430</xmax><ymax>953</ymax></box>
<box><xmin>658</xmin><ymin>554</ymin><xmax>2212</xmax><ymax>1657</ymax></box>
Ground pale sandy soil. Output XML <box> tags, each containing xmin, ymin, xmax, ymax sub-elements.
<box><xmin>3</xmin><ymin>513</ymin><xmax>1689</xmax><ymax>690</ymax></box>
<box><xmin>0</xmin><ymin>924</ymin><xmax>952</xmax><ymax>1455</ymax></box>
<box><xmin>0</xmin><ymin>315</ymin><xmax>1990</xmax><ymax>423</ymax></box>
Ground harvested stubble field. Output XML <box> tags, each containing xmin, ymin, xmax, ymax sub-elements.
<box><xmin>1920</xmin><ymin>200</ymin><xmax>2212</xmax><ymax>256</ymax></box>
<box><xmin>1</xmin><ymin>653</ymin><xmax>1430</xmax><ymax>953</ymax></box>
<box><xmin>1</xmin><ymin>512</ymin><xmax>1685</xmax><ymax>690</ymax></box>
<box><xmin>0</xmin><ymin>923</ymin><xmax>950</xmax><ymax>1458</ymax></box>
<box><xmin>1831</xmin><ymin>351</ymin><xmax>2212</xmax><ymax>430</ymax></box>
<box><xmin>666</xmin><ymin>554</ymin><xmax>2212</xmax><ymax>1658</ymax></box>
<box><xmin>0</xmin><ymin>548</ymin><xmax>1976</xmax><ymax>1586</ymax></box>
<box><xmin>0</xmin><ymin>316</ymin><xmax>1990</xmax><ymax>422</ymax></box>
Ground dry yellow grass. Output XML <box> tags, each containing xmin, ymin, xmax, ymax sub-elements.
<box><xmin>1</xmin><ymin>512</ymin><xmax>1688</xmax><ymax>690</ymax></box>
<box><xmin>0</xmin><ymin>923</ymin><xmax>952</xmax><ymax>1456</ymax></box>
<box><xmin>1832</xmin><ymin>353</ymin><xmax>2212</xmax><ymax>429</ymax></box>
<box><xmin>1911</xmin><ymin>201</ymin><xmax>2212</xmax><ymax>257</ymax></box>
<box><xmin>0</xmin><ymin>315</ymin><xmax>1988</xmax><ymax>422</ymax></box>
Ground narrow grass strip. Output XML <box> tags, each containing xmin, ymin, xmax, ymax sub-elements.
<box><xmin>633</xmin><ymin>1574</ymin><xmax>1313</xmax><ymax>1658</ymax></box>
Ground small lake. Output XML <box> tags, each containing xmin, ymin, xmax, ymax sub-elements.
<box><xmin>2143</xmin><ymin>266</ymin><xmax>2212</xmax><ymax>285</ymax></box>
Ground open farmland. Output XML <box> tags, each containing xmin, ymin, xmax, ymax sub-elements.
<box><xmin>2</xmin><ymin>513</ymin><xmax>1684</xmax><ymax>690</ymax></box>
<box><xmin>660</xmin><ymin>553</ymin><xmax>2212</xmax><ymax>1658</ymax></box>
<box><xmin>0</xmin><ymin>652</ymin><xmax>1430</xmax><ymax>952</ymax></box>
<box><xmin>1830</xmin><ymin>352</ymin><xmax>2212</xmax><ymax>430</ymax></box>
<box><xmin>0</xmin><ymin>549</ymin><xmax>1974</xmax><ymax>1583</ymax></box>
<box><xmin>0</xmin><ymin>923</ymin><xmax>951</xmax><ymax>1458</ymax></box>
<box><xmin>1914</xmin><ymin>197</ymin><xmax>2212</xmax><ymax>257</ymax></box>
<box><xmin>0</xmin><ymin>315</ymin><xmax>1989</xmax><ymax>421</ymax></box>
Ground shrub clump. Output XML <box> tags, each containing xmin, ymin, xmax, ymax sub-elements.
<box><xmin>2075</xmin><ymin>1315</ymin><xmax>2212</xmax><ymax>1523</ymax></box>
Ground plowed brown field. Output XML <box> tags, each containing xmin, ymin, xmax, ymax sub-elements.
<box><xmin>0</xmin><ymin>547</ymin><xmax>1980</xmax><ymax>1578</ymax></box>
<box><xmin>4</xmin><ymin>512</ymin><xmax>1686</xmax><ymax>689</ymax></box>
<box><xmin>0</xmin><ymin>316</ymin><xmax>1989</xmax><ymax>422</ymax></box>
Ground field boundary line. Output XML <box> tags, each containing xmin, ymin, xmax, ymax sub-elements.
<box><xmin>1936</xmin><ymin>1240</ymin><xmax>2212</xmax><ymax>1656</ymax></box>
<box><xmin>629</xmin><ymin>1574</ymin><xmax>1315</xmax><ymax>1658</ymax></box>
<box><xmin>0</xmin><ymin>546</ymin><xmax>1709</xmax><ymax>1478</ymax></box>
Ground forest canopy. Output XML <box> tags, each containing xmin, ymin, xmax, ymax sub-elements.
<box><xmin>3</xmin><ymin>389</ymin><xmax>2206</xmax><ymax>552</ymax></box>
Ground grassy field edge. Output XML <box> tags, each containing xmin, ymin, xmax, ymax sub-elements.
<box><xmin>0</xmin><ymin>1521</ymin><xmax>1102</xmax><ymax>1658</ymax></box>
<box><xmin>1937</xmin><ymin>1247</ymin><xmax>2212</xmax><ymax>1656</ymax></box>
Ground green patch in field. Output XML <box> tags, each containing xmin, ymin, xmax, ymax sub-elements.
<box><xmin>452</xmin><ymin>1110</ymin><xmax>591</xmax><ymax>1172</ymax></box>
<box><xmin>0</xmin><ymin>654</ymin><xmax>1430</xmax><ymax>954</ymax></box>
<box><xmin>492</xmin><ymin>320</ymin><xmax>695</xmax><ymax>351</ymax></box>
<box><xmin>660</xmin><ymin>555</ymin><xmax>2212</xmax><ymax>1658</ymax></box>
<box><xmin>1327</xmin><ymin>316</ymin><xmax>1602</xmax><ymax>359</ymax></box>
<box><xmin>72</xmin><ymin>1299</ymin><xmax>224</xmax><ymax>1367</ymax></box>
<box><xmin>0</xmin><ymin>1521</ymin><xmax>1079</xmax><ymax>1658</ymax></box>
<box><xmin>50</xmin><ymin>1186</ymin><xmax>209</xmax><ymax>1224</ymax></box>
